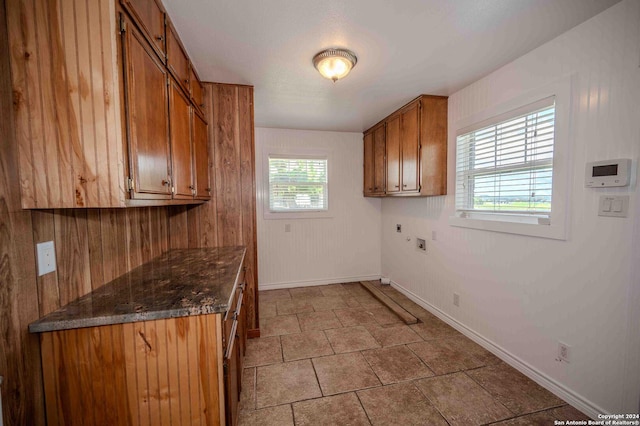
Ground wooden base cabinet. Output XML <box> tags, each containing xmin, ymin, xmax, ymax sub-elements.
<box><xmin>363</xmin><ymin>95</ymin><xmax>448</xmax><ymax>198</ymax></box>
<box><xmin>37</xmin><ymin>282</ymin><xmax>248</xmax><ymax>425</ymax></box>
<box><xmin>39</xmin><ymin>315</ymin><xmax>227</xmax><ymax>426</ymax></box>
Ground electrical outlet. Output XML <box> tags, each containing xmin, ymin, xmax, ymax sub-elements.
<box><xmin>36</xmin><ymin>241</ymin><xmax>56</xmax><ymax>276</ymax></box>
<box><xmin>453</xmin><ymin>293</ymin><xmax>460</xmax><ymax>307</ymax></box>
<box><xmin>416</xmin><ymin>237</ymin><xmax>426</xmax><ymax>252</ymax></box>
<box><xmin>396</xmin><ymin>224</ymin><xmax>402</xmax><ymax>233</ymax></box>
<box><xmin>557</xmin><ymin>342</ymin><xmax>571</xmax><ymax>363</ymax></box>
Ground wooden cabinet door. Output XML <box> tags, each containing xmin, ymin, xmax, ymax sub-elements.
<box><xmin>401</xmin><ymin>101</ymin><xmax>420</xmax><ymax>192</ymax></box>
<box><xmin>363</xmin><ymin>131</ymin><xmax>375</xmax><ymax>196</ymax></box>
<box><xmin>121</xmin><ymin>0</ymin><xmax>165</xmax><ymax>61</ymax></box>
<box><xmin>386</xmin><ymin>115</ymin><xmax>401</xmax><ymax>193</ymax></box>
<box><xmin>192</xmin><ymin>109</ymin><xmax>211</xmax><ymax>200</ymax></box>
<box><xmin>121</xmin><ymin>14</ymin><xmax>172</xmax><ymax>198</ymax></box>
<box><xmin>373</xmin><ymin>124</ymin><xmax>386</xmax><ymax>194</ymax></box>
<box><xmin>167</xmin><ymin>23</ymin><xmax>190</xmax><ymax>95</ymax></box>
<box><xmin>190</xmin><ymin>67</ymin><xmax>205</xmax><ymax>111</ymax></box>
<box><xmin>168</xmin><ymin>77</ymin><xmax>193</xmax><ymax>199</ymax></box>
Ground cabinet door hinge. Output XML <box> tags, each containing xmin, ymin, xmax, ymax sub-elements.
<box><xmin>126</xmin><ymin>177</ymin><xmax>134</xmax><ymax>191</ymax></box>
<box><xmin>119</xmin><ymin>15</ymin><xmax>126</xmax><ymax>34</ymax></box>
<box><xmin>171</xmin><ymin>186</ymin><xmax>175</xmax><ymax>194</ymax></box>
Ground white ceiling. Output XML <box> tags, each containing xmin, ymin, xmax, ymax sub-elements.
<box><xmin>162</xmin><ymin>0</ymin><xmax>619</xmax><ymax>132</ymax></box>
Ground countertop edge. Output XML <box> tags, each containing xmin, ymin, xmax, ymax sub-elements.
<box><xmin>29</xmin><ymin>247</ymin><xmax>247</xmax><ymax>334</ymax></box>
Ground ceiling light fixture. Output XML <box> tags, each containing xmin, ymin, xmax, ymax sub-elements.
<box><xmin>313</xmin><ymin>48</ymin><xmax>357</xmax><ymax>82</ymax></box>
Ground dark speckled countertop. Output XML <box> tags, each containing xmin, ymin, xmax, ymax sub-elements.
<box><xmin>29</xmin><ymin>247</ymin><xmax>246</xmax><ymax>333</ymax></box>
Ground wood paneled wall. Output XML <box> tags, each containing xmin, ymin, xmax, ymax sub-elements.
<box><xmin>2</xmin><ymin>8</ymin><xmax>171</xmax><ymax>418</ymax></box>
<box><xmin>170</xmin><ymin>83</ymin><xmax>259</xmax><ymax>335</ymax></box>
<box><xmin>0</xmin><ymin>1</ymin><xmax>44</xmax><ymax>423</ymax></box>
<box><xmin>1</xmin><ymin>6</ymin><xmax>257</xmax><ymax>423</ymax></box>
<box><xmin>6</xmin><ymin>0</ymin><xmax>125</xmax><ymax>208</ymax></box>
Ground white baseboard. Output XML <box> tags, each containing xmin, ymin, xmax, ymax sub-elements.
<box><xmin>259</xmin><ymin>275</ymin><xmax>381</xmax><ymax>291</ymax></box>
<box><xmin>389</xmin><ymin>280</ymin><xmax>607</xmax><ymax>419</ymax></box>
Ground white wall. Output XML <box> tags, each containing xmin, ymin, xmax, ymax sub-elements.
<box><xmin>381</xmin><ymin>0</ymin><xmax>640</xmax><ymax>416</ymax></box>
<box><xmin>256</xmin><ymin>128</ymin><xmax>382</xmax><ymax>289</ymax></box>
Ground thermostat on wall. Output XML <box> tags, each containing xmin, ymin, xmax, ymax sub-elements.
<box><xmin>585</xmin><ymin>158</ymin><xmax>631</xmax><ymax>187</ymax></box>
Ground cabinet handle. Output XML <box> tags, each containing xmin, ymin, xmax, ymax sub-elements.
<box><xmin>403</xmin><ymin>184</ymin><xmax>407</xmax><ymax>187</ymax></box>
<box><xmin>184</xmin><ymin>79</ymin><xmax>189</xmax><ymax>85</ymax></box>
<box><xmin>395</xmin><ymin>185</ymin><xmax>400</xmax><ymax>188</ymax></box>
<box><xmin>162</xmin><ymin>178</ymin><xmax>171</xmax><ymax>186</ymax></box>
<box><xmin>156</xmin><ymin>35</ymin><xmax>164</xmax><ymax>42</ymax></box>
<box><xmin>368</xmin><ymin>187</ymin><xmax>372</xmax><ymax>191</ymax></box>
<box><xmin>200</xmin><ymin>104</ymin><xmax>205</xmax><ymax>109</ymax></box>
<box><xmin>188</xmin><ymin>185</ymin><xmax>195</xmax><ymax>190</ymax></box>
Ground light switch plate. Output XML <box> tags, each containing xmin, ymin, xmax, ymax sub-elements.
<box><xmin>37</xmin><ymin>241</ymin><xmax>56</xmax><ymax>276</ymax></box>
<box><xmin>598</xmin><ymin>195</ymin><xmax>629</xmax><ymax>218</ymax></box>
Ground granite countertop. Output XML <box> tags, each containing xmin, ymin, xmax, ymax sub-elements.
<box><xmin>29</xmin><ymin>246</ymin><xmax>246</xmax><ymax>333</ymax></box>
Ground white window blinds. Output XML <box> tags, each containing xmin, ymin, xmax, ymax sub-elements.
<box><xmin>455</xmin><ymin>97</ymin><xmax>556</xmax><ymax>217</ymax></box>
<box><xmin>268</xmin><ymin>156</ymin><xmax>328</xmax><ymax>212</ymax></box>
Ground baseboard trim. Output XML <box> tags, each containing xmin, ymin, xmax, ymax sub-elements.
<box><xmin>258</xmin><ymin>275</ymin><xmax>381</xmax><ymax>290</ymax></box>
<box><xmin>247</xmin><ymin>329</ymin><xmax>260</xmax><ymax>339</ymax></box>
<box><xmin>389</xmin><ymin>280</ymin><xmax>606</xmax><ymax>419</ymax></box>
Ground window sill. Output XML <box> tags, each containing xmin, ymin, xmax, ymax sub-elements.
<box><xmin>263</xmin><ymin>210</ymin><xmax>333</xmax><ymax>220</ymax></box>
<box><xmin>448</xmin><ymin>213</ymin><xmax>566</xmax><ymax>240</ymax></box>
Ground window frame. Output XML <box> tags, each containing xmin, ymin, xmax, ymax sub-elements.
<box><xmin>449</xmin><ymin>76</ymin><xmax>573</xmax><ymax>240</ymax></box>
<box><xmin>262</xmin><ymin>148</ymin><xmax>333</xmax><ymax>220</ymax></box>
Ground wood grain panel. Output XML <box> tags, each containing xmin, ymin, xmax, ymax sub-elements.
<box><xmin>420</xmin><ymin>95</ymin><xmax>448</xmax><ymax>196</ymax></box>
<box><xmin>0</xmin><ymin>2</ymin><xmax>44</xmax><ymax>422</ymax></box>
<box><xmin>181</xmin><ymin>83</ymin><xmax>260</xmax><ymax>336</ymax></box>
<box><xmin>169</xmin><ymin>77</ymin><xmax>194</xmax><ymax>199</ymax></box>
<box><xmin>363</xmin><ymin>130</ymin><xmax>374</xmax><ymax>195</ymax></box>
<box><xmin>193</xmin><ymin>108</ymin><xmax>211</xmax><ymax>200</ymax></box>
<box><xmin>385</xmin><ymin>114</ymin><xmax>401</xmax><ymax>193</ymax></box>
<box><xmin>400</xmin><ymin>101</ymin><xmax>420</xmax><ymax>192</ymax></box>
<box><xmin>7</xmin><ymin>0</ymin><xmax>125</xmax><ymax>208</ymax></box>
<box><xmin>373</xmin><ymin>125</ymin><xmax>386</xmax><ymax>194</ymax></box>
<box><xmin>122</xmin><ymin>12</ymin><xmax>172</xmax><ymax>199</ymax></box>
<box><xmin>166</xmin><ymin>21</ymin><xmax>190</xmax><ymax>94</ymax></box>
<box><xmin>212</xmin><ymin>84</ymin><xmax>243</xmax><ymax>247</ymax></box>
<box><xmin>238</xmin><ymin>86</ymin><xmax>259</xmax><ymax>331</ymax></box>
<box><xmin>121</xmin><ymin>0</ymin><xmax>166</xmax><ymax>61</ymax></box>
<box><xmin>169</xmin><ymin>205</ymin><xmax>189</xmax><ymax>249</ymax></box>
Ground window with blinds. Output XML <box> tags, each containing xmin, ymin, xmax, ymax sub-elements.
<box><xmin>455</xmin><ymin>96</ymin><xmax>556</xmax><ymax>220</ymax></box>
<box><xmin>268</xmin><ymin>156</ymin><xmax>328</xmax><ymax>212</ymax></box>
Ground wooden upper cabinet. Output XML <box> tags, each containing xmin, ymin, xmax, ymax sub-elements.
<box><xmin>386</xmin><ymin>115</ymin><xmax>401</xmax><ymax>194</ymax></box>
<box><xmin>120</xmin><ymin>0</ymin><xmax>166</xmax><ymax>61</ymax></box>
<box><xmin>168</xmin><ymin>77</ymin><xmax>193</xmax><ymax>199</ymax></box>
<box><xmin>121</xmin><ymin>13</ymin><xmax>172</xmax><ymax>199</ymax></box>
<box><xmin>400</xmin><ymin>101</ymin><xmax>420</xmax><ymax>193</ymax></box>
<box><xmin>190</xmin><ymin>66</ymin><xmax>205</xmax><ymax>112</ymax></box>
<box><xmin>363</xmin><ymin>131</ymin><xmax>375</xmax><ymax>195</ymax></box>
<box><xmin>420</xmin><ymin>96</ymin><xmax>448</xmax><ymax>196</ymax></box>
<box><xmin>6</xmin><ymin>0</ymin><xmax>211</xmax><ymax>208</ymax></box>
<box><xmin>363</xmin><ymin>94</ymin><xmax>448</xmax><ymax>198</ymax></box>
<box><xmin>192</xmin><ymin>109</ymin><xmax>211</xmax><ymax>200</ymax></box>
<box><xmin>373</xmin><ymin>125</ymin><xmax>386</xmax><ymax>194</ymax></box>
<box><xmin>363</xmin><ymin>123</ymin><xmax>387</xmax><ymax>197</ymax></box>
<box><xmin>166</xmin><ymin>21</ymin><xmax>190</xmax><ymax>95</ymax></box>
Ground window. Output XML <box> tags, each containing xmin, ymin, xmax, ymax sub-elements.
<box><xmin>268</xmin><ymin>156</ymin><xmax>328</xmax><ymax>213</ymax></box>
<box><xmin>450</xmin><ymin>76</ymin><xmax>572</xmax><ymax>240</ymax></box>
<box><xmin>455</xmin><ymin>96</ymin><xmax>555</xmax><ymax>221</ymax></box>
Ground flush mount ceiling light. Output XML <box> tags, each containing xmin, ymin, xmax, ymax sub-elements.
<box><xmin>313</xmin><ymin>48</ymin><xmax>357</xmax><ymax>82</ymax></box>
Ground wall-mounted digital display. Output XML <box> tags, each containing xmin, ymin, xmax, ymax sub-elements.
<box><xmin>585</xmin><ymin>159</ymin><xmax>631</xmax><ymax>187</ymax></box>
<box><xmin>592</xmin><ymin>164</ymin><xmax>618</xmax><ymax>177</ymax></box>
